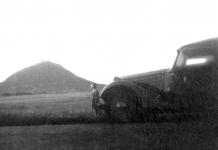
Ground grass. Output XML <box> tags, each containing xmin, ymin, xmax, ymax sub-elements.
<box><xmin>0</xmin><ymin>122</ymin><xmax>217</xmax><ymax>150</ymax></box>
<box><xmin>0</xmin><ymin>92</ymin><xmax>218</xmax><ymax>149</ymax></box>
<box><xmin>0</xmin><ymin>92</ymin><xmax>100</xmax><ymax>126</ymax></box>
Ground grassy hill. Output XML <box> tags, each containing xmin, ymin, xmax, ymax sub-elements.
<box><xmin>0</xmin><ymin>61</ymin><xmax>104</xmax><ymax>96</ymax></box>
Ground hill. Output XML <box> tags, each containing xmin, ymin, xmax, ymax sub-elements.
<box><xmin>0</xmin><ymin>62</ymin><xmax>104</xmax><ymax>96</ymax></box>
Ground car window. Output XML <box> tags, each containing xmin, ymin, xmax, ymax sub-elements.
<box><xmin>185</xmin><ymin>56</ymin><xmax>213</xmax><ymax>66</ymax></box>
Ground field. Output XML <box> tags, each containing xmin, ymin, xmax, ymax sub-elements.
<box><xmin>0</xmin><ymin>122</ymin><xmax>218</xmax><ymax>150</ymax></box>
<box><xmin>0</xmin><ymin>93</ymin><xmax>218</xmax><ymax>149</ymax></box>
<box><xmin>0</xmin><ymin>92</ymin><xmax>96</xmax><ymax>126</ymax></box>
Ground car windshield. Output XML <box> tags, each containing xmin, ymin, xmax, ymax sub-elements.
<box><xmin>175</xmin><ymin>52</ymin><xmax>186</xmax><ymax>67</ymax></box>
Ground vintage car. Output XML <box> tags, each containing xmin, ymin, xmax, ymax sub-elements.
<box><xmin>99</xmin><ymin>38</ymin><xmax>218</xmax><ymax>122</ymax></box>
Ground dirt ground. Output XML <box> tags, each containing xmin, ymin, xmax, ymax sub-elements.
<box><xmin>0</xmin><ymin>122</ymin><xmax>218</xmax><ymax>150</ymax></box>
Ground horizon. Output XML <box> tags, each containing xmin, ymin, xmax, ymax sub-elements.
<box><xmin>0</xmin><ymin>0</ymin><xmax>218</xmax><ymax>84</ymax></box>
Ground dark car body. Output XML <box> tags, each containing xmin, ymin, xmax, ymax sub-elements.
<box><xmin>99</xmin><ymin>38</ymin><xmax>218</xmax><ymax>121</ymax></box>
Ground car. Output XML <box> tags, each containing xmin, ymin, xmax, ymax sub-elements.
<box><xmin>98</xmin><ymin>38</ymin><xmax>218</xmax><ymax>122</ymax></box>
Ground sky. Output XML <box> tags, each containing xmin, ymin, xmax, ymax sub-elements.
<box><xmin>0</xmin><ymin>0</ymin><xmax>218</xmax><ymax>84</ymax></box>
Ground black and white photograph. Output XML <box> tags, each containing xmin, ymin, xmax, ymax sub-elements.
<box><xmin>0</xmin><ymin>0</ymin><xmax>218</xmax><ymax>149</ymax></box>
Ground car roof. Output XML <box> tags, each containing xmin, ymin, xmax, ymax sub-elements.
<box><xmin>179</xmin><ymin>37</ymin><xmax>218</xmax><ymax>52</ymax></box>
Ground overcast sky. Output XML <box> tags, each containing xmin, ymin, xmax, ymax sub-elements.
<box><xmin>0</xmin><ymin>0</ymin><xmax>218</xmax><ymax>84</ymax></box>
